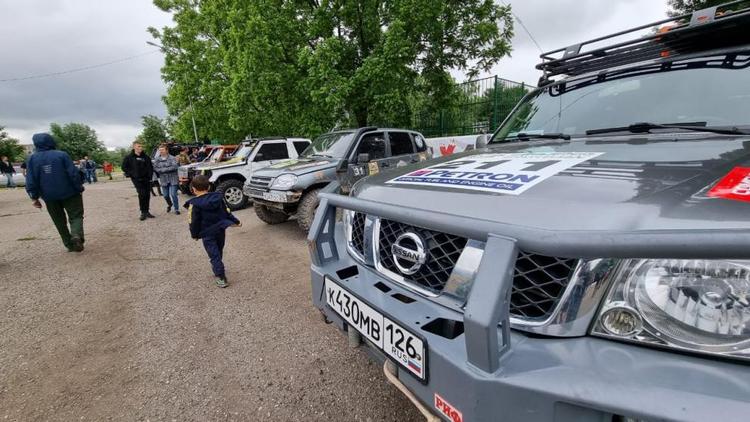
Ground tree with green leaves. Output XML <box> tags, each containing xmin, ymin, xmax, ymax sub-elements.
<box><xmin>49</xmin><ymin>123</ymin><xmax>105</xmax><ymax>161</ymax></box>
<box><xmin>149</xmin><ymin>0</ymin><xmax>514</xmax><ymax>139</ymax></box>
<box><xmin>668</xmin><ymin>0</ymin><xmax>727</xmax><ymax>16</ymax></box>
<box><xmin>138</xmin><ymin>114</ymin><xmax>170</xmax><ymax>153</ymax></box>
<box><xmin>0</xmin><ymin>126</ymin><xmax>24</xmax><ymax>162</ymax></box>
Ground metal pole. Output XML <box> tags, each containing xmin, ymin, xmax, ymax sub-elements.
<box><xmin>187</xmin><ymin>84</ymin><xmax>199</xmax><ymax>143</ymax></box>
<box><xmin>149</xmin><ymin>41</ymin><xmax>199</xmax><ymax>143</ymax></box>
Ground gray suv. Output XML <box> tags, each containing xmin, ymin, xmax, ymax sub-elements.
<box><xmin>308</xmin><ymin>4</ymin><xmax>750</xmax><ymax>422</ymax></box>
<box><xmin>245</xmin><ymin>127</ymin><xmax>430</xmax><ymax>232</ymax></box>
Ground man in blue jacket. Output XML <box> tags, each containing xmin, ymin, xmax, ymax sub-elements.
<box><xmin>25</xmin><ymin>133</ymin><xmax>86</xmax><ymax>252</ymax></box>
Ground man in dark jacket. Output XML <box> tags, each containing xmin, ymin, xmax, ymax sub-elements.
<box><xmin>25</xmin><ymin>133</ymin><xmax>86</xmax><ymax>252</ymax></box>
<box><xmin>121</xmin><ymin>140</ymin><xmax>155</xmax><ymax>221</ymax></box>
<box><xmin>185</xmin><ymin>175</ymin><xmax>241</xmax><ymax>288</ymax></box>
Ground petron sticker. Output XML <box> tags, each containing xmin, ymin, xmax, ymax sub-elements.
<box><xmin>388</xmin><ymin>152</ymin><xmax>603</xmax><ymax>195</ymax></box>
<box><xmin>708</xmin><ymin>167</ymin><xmax>750</xmax><ymax>203</ymax></box>
<box><xmin>434</xmin><ymin>394</ymin><xmax>463</xmax><ymax>422</ymax></box>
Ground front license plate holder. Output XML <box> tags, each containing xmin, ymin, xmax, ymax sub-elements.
<box><xmin>324</xmin><ymin>277</ymin><xmax>427</xmax><ymax>382</ymax></box>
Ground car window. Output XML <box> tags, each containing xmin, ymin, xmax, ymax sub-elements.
<box><xmin>293</xmin><ymin>141</ymin><xmax>309</xmax><ymax>155</ymax></box>
<box><xmin>255</xmin><ymin>142</ymin><xmax>289</xmax><ymax>161</ymax></box>
<box><xmin>356</xmin><ymin>133</ymin><xmax>387</xmax><ymax>161</ymax></box>
<box><xmin>389</xmin><ymin>132</ymin><xmax>415</xmax><ymax>156</ymax></box>
<box><xmin>413</xmin><ymin>134</ymin><xmax>427</xmax><ymax>152</ymax></box>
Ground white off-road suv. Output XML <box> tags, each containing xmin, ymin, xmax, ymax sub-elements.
<box><xmin>196</xmin><ymin>137</ymin><xmax>310</xmax><ymax>210</ymax></box>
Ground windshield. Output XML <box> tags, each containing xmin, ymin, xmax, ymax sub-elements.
<box><xmin>301</xmin><ymin>132</ymin><xmax>355</xmax><ymax>158</ymax></box>
<box><xmin>492</xmin><ymin>65</ymin><xmax>750</xmax><ymax>141</ymax></box>
<box><xmin>206</xmin><ymin>148</ymin><xmax>224</xmax><ymax>162</ymax></box>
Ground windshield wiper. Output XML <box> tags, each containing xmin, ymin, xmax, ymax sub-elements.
<box><xmin>311</xmin><ymin>153</ymin><xmax>333</xmax><ymax>158</ymax></box>
<box><xmin>586</xmin><ymin>122</ymin><xmax>750</xmax><ymax>136</ymax></box>
<box><xmin>508</xmin><ymin>132</ymin><xmax>571</xmax><ymax>141</ymax></box>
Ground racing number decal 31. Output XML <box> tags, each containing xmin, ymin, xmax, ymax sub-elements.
<box><xmin>388</xmin><ymin>152</ymin><xmax>603</xmax><ymax>195</ymax></box>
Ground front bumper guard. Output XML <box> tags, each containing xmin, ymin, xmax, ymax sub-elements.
<box><xmin>307</xmin><ymin>186</ymin><xmax>750</xmax><ymax>421</ymax></box>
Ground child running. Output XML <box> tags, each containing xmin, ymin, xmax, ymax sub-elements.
<box><xmin>184</xmin><ymin>175</ymin><xmax>241</xmax><ymax>288</ymax></box>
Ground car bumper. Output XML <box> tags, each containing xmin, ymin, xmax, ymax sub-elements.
<box><xmin>245</xmin><ymin>187</ymin><xmax>300</xmax><ymax>204</ymax></box>
<box><xmin>308</xmin><ymin>198</ymin><xmax>750</xmax><ymax>422</ymax></box>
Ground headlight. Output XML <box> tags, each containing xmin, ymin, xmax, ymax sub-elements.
<box><xmin>592</xmin><ymin>259</ymin><xmax>750</xmax><ymax>360</ymax></box>
<box><xmin>271</xmin><ymin>174</ymin><xmax>297</xmax><ymax>190</ymax></box>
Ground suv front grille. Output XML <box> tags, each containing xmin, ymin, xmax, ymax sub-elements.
<box><xmin>365</xmin><ymin>217</ymin><xmax>578</xmax><ymax>320</ymax></box>
<box><xmin>511</xmin><ymin>252</ymin><xmax>578</xmax><ymax>320</ymax></box>
<box><xmin>350</xmin><ymin>212</ymin><xmax>367</xmax><ymax>256</ymax></box>
<box><xmin>249</xmin><ymin>176</ymin><xmax>273</xmax><ymax>190</ymax></box>
<box><xmin>377</xmin><ymin>219</ymin><xmax>467</xmax><ymax>294</ymax></box>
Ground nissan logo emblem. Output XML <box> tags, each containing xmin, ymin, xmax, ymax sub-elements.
<box><xmin>391</xmin><ymin>232</ymin><xmax>427</xmax><ymax>275</ymax></box>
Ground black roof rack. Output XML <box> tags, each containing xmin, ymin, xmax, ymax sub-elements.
<box><xmin>537</xmin><ymin>0</ymin><xmax>750</xmax><ymax>84</ymax></box>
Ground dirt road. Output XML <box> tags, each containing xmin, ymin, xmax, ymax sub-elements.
<box><xmin>0</xmin><ymin>182</ymin><xmax>421</xmax><ymax>421</ymax></box>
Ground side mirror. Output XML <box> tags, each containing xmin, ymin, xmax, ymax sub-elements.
<box><xmin>254</xmin><ymin>153</ymin><xmax>265</xmax><ymax>162</ymax></box>
<box><xmin>336</xmin><ymin>159</ymin><xmax>349</xmax><ymax>173</ymax></box>
<box><xmin>475</xmin><ymin>134</ymin><xmax>489</xmax><ymax>149</ymax></box>
<box><xmin>357</xmin><ymin>153</ymin><xmax>370</xmax><ymax>163</ymax></box>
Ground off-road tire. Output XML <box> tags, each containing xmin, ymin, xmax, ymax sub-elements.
<box><xmin>216</xmin><ymin>179</ymin><xmax>248</xmax><ymax>210</ymax></box>
<box><xmin>296</xmin><ymin>188</ymin><xmax>321</xmax><ymax>233</ymax></box>
<box><xmin>254</xmin><ymin>203</ymin><xmax>290</xmax><ymax>225</ymax></box>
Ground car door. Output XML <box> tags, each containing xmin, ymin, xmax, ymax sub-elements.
<box><xmin>385</xmin><ymin>131</ymin><xmax>420</xmax><ymax>169</ymax></box>
<box><xmin>342</xmin><ymin>131</ymin><xmax>389</xmax><ymax>191</ymax></box>
<box><xmin>248</xmin><ymin>141</ymin><xmax>291</xmax><ymax>177</ymax></box>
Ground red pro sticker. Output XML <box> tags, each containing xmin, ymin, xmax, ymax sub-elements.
<box><xmin>434</xmin><ymin>394</ymin><xmax>463</xmax><ymax>422</ymax></box>
<box><xmin>708</xmin><ymin>167</ymin><xmax>750</xmax><ymax>203</ymax></box>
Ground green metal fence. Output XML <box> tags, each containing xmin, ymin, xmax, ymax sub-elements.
<box><xmin>413</xmin><ymin>76</ymin><xmax>528</xmax><ymax>138</ymax></box>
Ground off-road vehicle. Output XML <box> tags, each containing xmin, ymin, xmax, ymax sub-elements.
<box><xmin>246</xmin><ymin>128</ymin><xmax>431</xmax><ymax>232</ymax></box>
<box><xmin>196</xmin><ymin>137</ymin><xmax>310</xmax><ymax>210</ymax></box>
<box><xmin>308</xmin><ymin>3</ymin><xmax>750</xmax><ymax>421</ymax></box>
<box><xmin>178</xmin><ymin>144</ymin><xmax>238</xmax><ymax>195</ymax></box>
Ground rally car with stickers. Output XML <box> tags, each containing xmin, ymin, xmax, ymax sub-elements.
<box><xmin>308</xmin><ymin>3</ymin><xmax>750</xmax><ymax>421</ymax></box>
<box><xmin>245</xmin><ymin>127</ymin><xmax>430</xmax><ymax>232</ymax></box>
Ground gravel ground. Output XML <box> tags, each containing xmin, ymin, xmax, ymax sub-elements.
<box><xmin>0</xmin><ymin>182</ymin><xmax>421</xmax><ymax>421</ymax></box>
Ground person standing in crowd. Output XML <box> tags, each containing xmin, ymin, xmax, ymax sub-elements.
<box><xmin>25</xmin><ymin>133</ymin><xmax>85</xmax><ymax>252</ymax></box>
<box><xmin>103</xmin><ymin>161</ymin><xmax>113</xmax><ymax>180</ymax></box>
<box><xmin>177</xmin><ymin>148</ymin><xmax>191</xmax><ymax>166</ymax></box>
<box><xmin>122</xmin><ymin>140</ymin><xmax>155</xmax><ymax>221</ymax></box>
<box><xmin>0</xmin><ymin>156</ymin><xmax>16</xmax><ymax>188</ymax></box>
<box><xmin>153</xmin><ymin>144</ymin><xmax>181</xmax><ymax>215</ymax></box>
<box><xmin>83</xmin><ymin>156</ymin><xmax>96</xmax><ymax>184</ymax></box>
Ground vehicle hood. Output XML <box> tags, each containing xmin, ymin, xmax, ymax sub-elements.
<box><xmin>253</xmin><ymin>156</ymin><xmax>339</xmax><ymax>178</ymax></box>
<box><xmin>354</xmin><ymin>135</ymin><xmax>750</xmax><ymax>232</ymax></box>
<box><xmin>193</xmin><ymin>158</ymin><xmax>246</xmax><ymax>171</ymax></box>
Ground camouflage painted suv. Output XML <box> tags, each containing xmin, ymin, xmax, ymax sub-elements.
<box><xmin>246</xmin><ymin>128</ymin><xmax>430</xmax><ymax>232</ymax></box>
<box><xmin>308</xmin><ymin>4</ymin><xmax>750</xmax><ymax>421</ymax></box>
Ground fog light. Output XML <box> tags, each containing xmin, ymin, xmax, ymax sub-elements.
<box><xmin>601</xmin><ymin>303</ymin><xmax>642</xmax><ymax>337</ymax></box>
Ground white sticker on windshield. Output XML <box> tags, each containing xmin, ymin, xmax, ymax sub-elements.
<box><xmin>388</xmin><ymin>152</ymin><xmax>603</xmax><ymax>195</ymax></box>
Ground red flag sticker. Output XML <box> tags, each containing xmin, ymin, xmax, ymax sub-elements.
<box><xmin>708</xmin><ymin>167</ymin><xmax>750</xmax><ymax>203</ymax></box>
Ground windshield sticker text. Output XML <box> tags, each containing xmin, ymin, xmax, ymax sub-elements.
<box><xmin>388</xmin><ymin>152</ymin><xmax>603</xmax><ymax>195</ymax></box>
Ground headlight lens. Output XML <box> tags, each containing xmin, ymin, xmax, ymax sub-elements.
<box><xmin>592</xmin><ymin>259</ymin><xmax>750</xmax><ymax>360</ymax></box>
<box><xmin>271</xmin><ymin>174</ymin><xmax>297</xmax><ymax>190</ymax></box>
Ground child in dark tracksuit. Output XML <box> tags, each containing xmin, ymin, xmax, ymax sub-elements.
<box><xmin>185</xmin><ymin>175</ymin><xmax>241</xmax><ymax>288</ymax></box>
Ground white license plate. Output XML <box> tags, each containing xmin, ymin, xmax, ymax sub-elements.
<box><xmin>262</xmin><ymin>191</ymin><xmax>287</xmax><ymax>202</ymax></box>
<box><xmin>324</xmin><ymin>277</ymin><xmax>426</xmax><ymax>380</ymax></box>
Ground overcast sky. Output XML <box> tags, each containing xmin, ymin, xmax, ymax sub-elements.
<box><xmin>0</xmin><ymin>0</ymin><xmax>670</xmax><ymax>148</ymax></box>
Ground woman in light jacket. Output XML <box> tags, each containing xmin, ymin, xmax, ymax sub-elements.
<box><xmin>152</xmin><ymin>144</ymin><xmax>181</xmax><ymax>215</ymax></box>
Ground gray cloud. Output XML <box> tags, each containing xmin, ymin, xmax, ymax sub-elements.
<box><xmin>489</xmin><ymin>0</ymin><xmax>670</xmax><ymax>85</ymax></box>
<box><xmin>0</xmin><ymin>0</ymin><xmax>171</xmax><ymax>147</ymax></box>
<box><xmin>0</xmin><ymin>0</ymin><xmax>670</xmax><ymax>147</ymax></box>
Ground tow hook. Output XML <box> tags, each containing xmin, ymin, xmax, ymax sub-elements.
<box><xmin>383</xmin><ymin>361</ymin><xmax>441</xmax><ymax>422</ymax></box>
